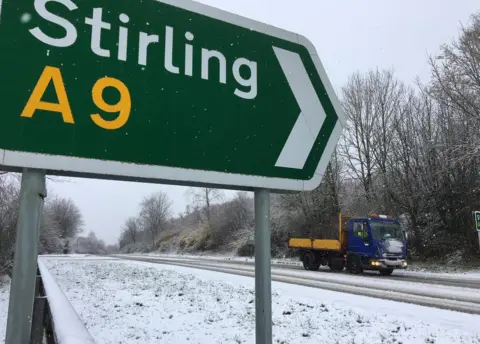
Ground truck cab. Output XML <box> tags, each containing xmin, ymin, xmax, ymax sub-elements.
<box><xmin>346</xmin><ymin>214</ymin><xmax>407</xmax><ymax>275</ymax></box>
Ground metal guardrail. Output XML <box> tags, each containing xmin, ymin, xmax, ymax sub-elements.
<box><xmin>29</xmin><ymin>259</ymin><xmax>96</xmax><ymax>344</ymax></box>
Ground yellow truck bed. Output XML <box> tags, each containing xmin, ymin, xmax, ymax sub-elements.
<box><xmin>288</xmin><ymin>238</ymin><xmax>341</xmax><ymax>251</ymax></box>
<box><xmin>288</xmin><ymin>213</ymin><xmax>351</xmax><ymax>252</ymax></box>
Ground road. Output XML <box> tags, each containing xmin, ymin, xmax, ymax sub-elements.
<box><xmin>141</xmin><ymin>255</ymin><xmax>480</xmax><ymax>289</ymax></box>
<box><xmin>114</xmin><ymin>254</ymin><xmax>480</xmax><ymax>315</ymax></box>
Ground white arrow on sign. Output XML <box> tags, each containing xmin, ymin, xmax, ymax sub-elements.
<box><xmin>273</xmin><ymin>46</ymin><xmax>326</xmax><ymax>170</ymax></box>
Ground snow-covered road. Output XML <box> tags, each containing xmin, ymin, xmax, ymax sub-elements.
<box><xmin>24</xmin><ymin>256</ymin><xmax>480</xmax><ymax>343</ymax></box>
<box><xmin>120</xmin><ymin>253</ymin><xmax>480</xmax><ymax>289</ymax></box>
<box><xmin>116</xmin><ymin>254</ymin><xmax>480</xmax><ymax>314</ymax></box>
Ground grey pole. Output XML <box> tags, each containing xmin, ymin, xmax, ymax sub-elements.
<box><xmin>5</xmin><ymin>168</ymin><xmax>47</xmax><ymax>344</ymax></box>
<box><xmin>254</xmin><ymin>188</ymin><xmax>272</xmax><ymax>344</ymax></box>
<box><xmin>478</xmin><ymin>232</ymin><xmax>480</xmax><ymax>254</ymax></box>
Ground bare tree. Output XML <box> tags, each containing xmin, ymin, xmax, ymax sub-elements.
<box><xmin>186</xmin><ymin>188</ymin><xmax>224</xmax><ymax>223</ymax></box>
<box><xmin>139</xmin><ymin>191</ymin><xmax>172</xmax><ymax>248</ymax></box>
<box><xmin>340</xmin><ymin>69</ymin><xmax>407</xmax><ymax>209</ymax></box>
<box><xmin>121</xmin><ymin>217</ymin><xmax>139</xmax><ymax>245</ymax></box>
<box><xmin>275</xmin><ymin>151</ymin><xmax>343</xmax><ymax>242</ymax></box>
<box><xmin>74</xmin><ymin>232</ymin><xmax>106</xmax><ymax>254</ymax></box>
<box><xmin>222</xmin><ymin>192</ymin><xmax>253</xmax><ymax>233</ymax></box>
<box><xmin>38</xmin><ymin>211</ymin><xmax>63</xmax><ymax>254</ymax></box>
<box><xmin>0</xmin><ymin>175</ymin><xmax>19</xmax><ymax>276</ymax></box>
<box><xmin>429</xmin><ymin>13</ymin><xmax>480</xmax><ymax>121</ymax></box>
<box><xmin>45</xmin><ymin>197</ymin><xmax>84</xmax><ymax>241</ymax></box>
<box><xmin>105</xmin><ymin>244</ymin><xmax>119</xmax><ymax>253</ymax></box>
<box><xmin>340</xmin><ymin>72</ymin><xmax>377</xmax><ymax>202</ymax></box>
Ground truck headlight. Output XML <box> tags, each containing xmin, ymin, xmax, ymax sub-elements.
<box><xmin>402</xmin><ymin>261</ymin><xmax>408</xmax><ymax>267</ymax></box>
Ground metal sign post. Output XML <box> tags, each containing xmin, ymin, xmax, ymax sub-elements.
<box><xmin>5</xmin><ymin>168</ymin><xmax>46</xmax><ymax>344</ymax></box>
<box><xmin>254</xmin><ymin>189</ymin><xmax>272</xmax><ymax>344</ymax></box>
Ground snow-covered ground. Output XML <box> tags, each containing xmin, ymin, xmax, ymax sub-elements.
<box><xmin>35</xmin><ymin>256</ymin><xmax>480</xmax><ymax>344</ymax></box>
<box><xmin>43</xmin><ymin>254</ymin><xmax>116</xmax><ymax>260</ymax></box>
<box><xmin>122</xmin><ymin>252</ymin><xmax>302</xmax><ymax>266</ymax></box>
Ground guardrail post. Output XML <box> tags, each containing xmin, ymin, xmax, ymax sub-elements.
<box><xmin>44</xmin><ymin>302</ymin><xmax>55</xmax><ymax>344</ymax></box>
<box><xmin>34</xmin><ymin>271</ymin><xmax>42</xmax><ymax>296</ymax></box>
<box><xmin>30</xmin><ymin>296</ymin><xmax>47</xmax><ymax>344</ymax></box>
<box><xmin>30</xmin><ymin>267</ymin><xmax>46</xmax><ymax>344</ymax></box>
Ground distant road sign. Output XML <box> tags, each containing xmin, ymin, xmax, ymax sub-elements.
<box><xmin>0</xmin><ymin>0</ymin><xmax>344</xmax><ymax>191</ymax></box>
<box><xmin>474</xmin><ymin>211</ymin><xmax>480</xmax><ymax>232</ymax></box>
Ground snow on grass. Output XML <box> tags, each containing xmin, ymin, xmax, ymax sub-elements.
<box><xmin>38</xmin><ymin>259</ymin><xmax>96</xmax><ymax>343</ymax></box>
<box><xmin>40</xmin><ymin>254</ymin><xmax>118</xmax><ymax>260</ymax></box>
<box><xmin>121</xmin><ymin>252</ymin><xmax>302</xmax><ymax>267</ymax></box>
<box><xmin>41</xmin><ymin>257</ymin><xmax>480</xmax><ymax>344</ymax></box>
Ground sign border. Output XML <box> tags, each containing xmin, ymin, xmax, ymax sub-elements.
<box><xmin>0</xmin><ymin>0</ymin><xmax>345</xmax><ymax>192</ymax></box>
<box><xmin>0</xmin><ymin>0</ymin><xmax>4</xmax><ymax>24</ymax></box>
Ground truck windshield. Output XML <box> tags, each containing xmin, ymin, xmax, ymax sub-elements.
<box><xmin>370</xmin><ymin>221</ymin><xmax>404</xmax><ymax>241</ymax></box>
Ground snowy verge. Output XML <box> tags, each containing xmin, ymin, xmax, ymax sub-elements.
<box><xmin>41</xmin><ymin>257</ymin><xmax>480</xmax><ymax>344</ymax></box>
<box><xmin>0</xmin><ymin>280</ymin><xmax>9</xmax><ymax>343</ymax></box>
<box><xmin>120</xmin><ymin>252</ymin><xmax>302</xmax><ymax>266</ymax></box>
<box><xmin>40</xmin><ymin>254</ymin><xmax>119</xmax><ymax>260</ymax></box>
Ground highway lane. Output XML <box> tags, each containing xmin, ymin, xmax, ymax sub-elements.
<box><xmin>119</xmin><ymin>254</ymin><xmax>480</xmax><ymax>289</ymax></box>
<box><xmin>115</xmin><ymin>255</ymin><xmax>480</xmax><ymax>315</ymax></box>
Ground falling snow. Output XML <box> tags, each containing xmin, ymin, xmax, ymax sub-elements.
<box><xmin>20</xmin><ymin>13</ymin><xmax>32</xmax><ymax>24</ymax></box>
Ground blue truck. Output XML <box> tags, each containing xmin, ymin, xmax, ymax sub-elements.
<box><xmin>288</xmin><ymin>213</ymin><xmax>408</xmax><ymax>275</ymax></box>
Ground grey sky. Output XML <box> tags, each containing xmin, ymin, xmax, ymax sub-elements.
<box><xmin>48</xmin><ymin>0</ymin><xmax>479</xmax><ymax>245</ymax></box>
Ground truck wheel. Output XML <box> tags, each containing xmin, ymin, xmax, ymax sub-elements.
<box><xmin>302</xmin><ymin>253</ymin><xmax>314</xmax><ymax>271</ymax></box>
<box><xmin>302</xmin><ymin>252</ymin><xmax>320</xmax><ymax>271</ymax></box>
<box><xmin>328</xmin><ymin>258</ymin><xmax>345</xmax><ymax>272</ymax></box>
<box><xmin>347</xmin><ymin>255</ymin><xmax>362</xmax><ymax>274</ymax></box>
<box><xmin>379</xmin><ymin>268</ymin><xmax>394</xmax><ymax>276</ymax></box>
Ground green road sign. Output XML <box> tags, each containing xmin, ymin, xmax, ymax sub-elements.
<box><xmin>0</xmin><ymin>0</ymin><xmax>345</xmax><ymax>191</ymax></box>
<box><xmin>474</xmin><ymin>211</ymin><xmax>480</xmax><ymax>232</ymax></box>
